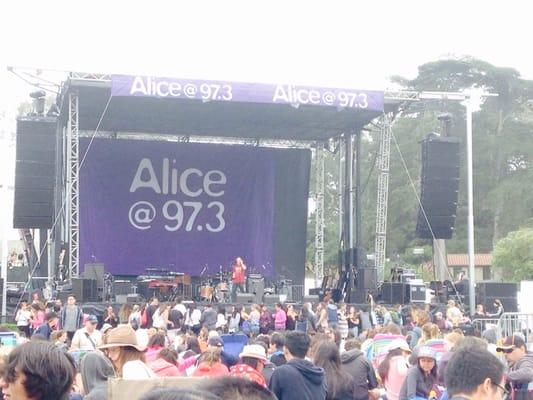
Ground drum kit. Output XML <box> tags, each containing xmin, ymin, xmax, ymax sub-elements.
<box><xmin>198</xmin><ymin>266</ymin><xmax>232</xmax><ymax>303</ymax></box>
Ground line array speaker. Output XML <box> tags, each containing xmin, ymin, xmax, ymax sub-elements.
<box><xmin>416</xmin><ymin>135</ymin><xmax>460</xmax><ymax>239</ymax></box>
<box><xmin>13</xmin><ymin>117</ymin><xmax>57</xmax><ymax>229</ymax></box>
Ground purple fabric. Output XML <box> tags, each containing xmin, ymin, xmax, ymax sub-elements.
<box><xmin>111</xmin><ymin>75</ymin><xmax>384</xmax><ymax>112</ymax></box>
<box><xmin>79</xmin><ymin>139</ymin><xmax>275</xmax><ymax>276</ymax></box>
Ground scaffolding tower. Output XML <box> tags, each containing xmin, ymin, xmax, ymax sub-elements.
<box><xmin>374</xmin><ymin>114</ymin><xmax>392</xmax><ymax>282</ymax></box>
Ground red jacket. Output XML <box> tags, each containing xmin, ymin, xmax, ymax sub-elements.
<box><xmin>192</xmin><ymin>361</ymin><xmax>229</xmax><ymax>377</ymax></box>
<box><xmin>230</xmin><ymin>363</ymin><xmax>267</xmax><ymax>387</ymax></box>
<box><xmin>148</xmin><ymin>358</ymin><xmax>180</xmax><ymax>377</ymax></box>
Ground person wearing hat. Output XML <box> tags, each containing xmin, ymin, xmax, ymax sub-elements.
<box><xmin>377</xmin><ymin>339</ymin><xmax>412</xmax><ymax>400</ymax></box>
<box><xmin>496</xmin><ymin>335</ymin><xmax>533</xmax><ymax>399</ymax></box>
<box><xmin>98</xmin><ymin>325</ymin><xmax>155</xmax><ymax>379</ymax></box>
<box><xmin>341</xmin><ymin>338</ymin><xmax>379</xmax><ymax>400</ymax></box>
<box><xmin>230</xmin><ymin>344</ymin><xmax>268</xmax><ymax>388</ymax></box>
<box><xmin>70</xmin><ymin>315</ymin><xmax>103</xmax><ymax>351</ymax></box>
<box><xmin>399</xmin><ymin>346</ymin><xmax>438</xmax><ymax>400</ymax></box>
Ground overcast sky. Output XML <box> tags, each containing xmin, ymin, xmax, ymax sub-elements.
<box><xmin>1</xmin><ymin>0</ymin><xmax>533</xmax><ymax>115</ymax></box>
<box><xmin>1</xmin><ymin>0</ymin><xmax>532</xmax><ymax>250</ymax></box>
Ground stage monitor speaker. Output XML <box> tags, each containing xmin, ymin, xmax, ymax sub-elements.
<box><xmin>127</xmin><ymin>294</ymin><xmax>141</xmax><ymax>304</ymax></box>
<box><xmin>115</xmin><ymin>294</ymin><xmax>128</xmax><ymax>304</ymax></box>
<box><xmin>7</xmin><ymin>265</ymin><xmax>30</xmax><ymax>283</ymax></box>
<box><xmin>263</xmin><ymin>294</ymin><xmax>280</xmax><ymax>305</ymax></box>
<box><xmin>381</xmin><ymin>282</ymin><xmax>406</xmax><ymax>304</ymax></box>
<box><xmin>72</xmin><ymin>278</ymin><xmax>97</xmax><ymax>302</ymax></box>
<box><xmin>416</xmin><ymin>135</ymin><xmax>460</xmax><ymax>239</ymax></box>
<box><xmin>406</xmin><ymin>283</ymin><xmax>426</xmax><ymax>303</ymax></box>
<box><xmin>13</xmin><ymin>117</ymin><xmax>57</xmax><ymax>229</ymax></box>
<box><xmin>236</xmin><ymin>292</ymin><xmax>255</xmax><ymax>304</ymax></box>
<box><xmin>247</xmin><ymin>276</ymin><xmax>265</xmax><ymax>305</ymax></box>
<box><xmin>113</xmin><ymin>280</ymin><xmax>133</xmax><ymax>296</ymax></box>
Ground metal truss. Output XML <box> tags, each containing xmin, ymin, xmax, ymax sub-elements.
<box><xmin>78</xmin><ymin>130</ymin><xmax>315</xmax><ymax>149</ymax></box>
<box><xmin>69</xmin><ymin>72</ymin><xmax>111</xmax><ymax>81</ymax></box>
<box><xmin>67</xmin><ymin>92</ymin><xmax>80</xmax><ymax>279</ymax></box>
<box><xmin>314</xmin><ymin>142</ymin><xmax>325</xmax><ymax>285</ymax></box>
<box><xmin>374</xmin><ymin>114</ymin><xmax>392</xmax><ymax>282</ymax></box>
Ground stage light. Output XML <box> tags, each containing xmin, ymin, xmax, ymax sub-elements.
<box><xmin>29</xmin><ymin>90</ymin><xmax>46</xmax><ymax>116</ymax></box>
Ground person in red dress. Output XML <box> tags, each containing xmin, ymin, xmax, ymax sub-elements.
<box><xmin>231</xmin><ymin>257</ymin><xmax>247</xmax><ymax>302</ymax></box>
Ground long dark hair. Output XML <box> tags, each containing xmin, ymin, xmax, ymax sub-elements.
<box><xmin>377</xmin><ymin>348</ymin><xmax>403</xmax><ymax>383</ymax></box>
<box><xmin>313</xmin><ymin>341</ymin><xmax>353</xmax><ymax>400</ymax></box>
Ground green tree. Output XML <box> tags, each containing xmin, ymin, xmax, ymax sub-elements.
<box><xmin>492</xmin><ymin>228</ymin><xmax>533</xmax><ymax>281</ymax></box>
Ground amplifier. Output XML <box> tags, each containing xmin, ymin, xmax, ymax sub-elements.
<box><xmin>248</xmin><ymin>274</ymin><xmax>263</xmax><ymax>280</ymax></box>
<box><xmin>381</xmin><ymin>282</ymin><xmax>406</xmax><ymax>304</ymax></box>
<box><xmin>114</xmin><ymin>280</ymin><xmax>133</xmax><ymax>296</ymax></box>
<box><xmin>406</xmin><ymin>282</ymin><xmax>426</xmax><ymax>303</ymax></box>
<box><xmin>236</xmin><ymin>293</ymin><xmax>255</xmax><ymax>304</ymax></box>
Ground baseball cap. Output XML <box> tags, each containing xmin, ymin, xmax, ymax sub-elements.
<box><xmin>208</xmin><ymin>336</ymin><xmax>224</xmax><ymax>348</ymax></box>
<box><xmin>496</xmin><ymin>335</ymin><xmax>526</xmax><ymax>352</ymax></box>
<box><xmin>87</xmin><ymin>315</ymin><xmax>98</xmax><ymax>324</ymax></box>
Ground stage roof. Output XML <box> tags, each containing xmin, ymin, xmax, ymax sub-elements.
<box><xmin>59</xmin><ymin>75</ymin><xmax>385</xmax><ymax>141</ymax></box>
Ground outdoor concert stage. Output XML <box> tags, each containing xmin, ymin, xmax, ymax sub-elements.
<box><xmin>49</xmin><ymin>73</ymin><xmax>385</xmax><ymax>295</ymax></box>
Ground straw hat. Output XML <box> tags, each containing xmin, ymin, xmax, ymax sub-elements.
<box><xmin>239</xmin><ymin>344</ymin><xmax>267</xmax><ymax>362</ymax></box>
<box><xmin>98</xmin><ymin>325</ymin><xmax>146</xmax><ymax>352</ymax></box>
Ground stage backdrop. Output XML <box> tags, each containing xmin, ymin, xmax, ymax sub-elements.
<box><xmin>79</xmin><ymin>138</ymin><xmax>310</xmax><ymax>283</ymax></box>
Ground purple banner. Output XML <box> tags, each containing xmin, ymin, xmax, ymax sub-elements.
<box><xmin>80</xmin><ymin>139</ymin><xmax>275</xmax><ymax>277</ymax></box>
<box><xmin>111</xmin><ymin>74</ymin><xmax>384</xmax><ymax>112</ymax></box>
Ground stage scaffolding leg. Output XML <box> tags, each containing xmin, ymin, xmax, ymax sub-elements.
<box><xmin>374</xmin><ymin>114</ymin><xmax>392</xmax><ymax>282</ymax></box>
<box><xmin>314</xmin><ymin>142</ymin><xmax>325</xmax><ymax>287</ymax></box>
<box><xmin>67</xmin><ymin>92</ymin><xmax>80</xmax><ymax>280</ymax></box>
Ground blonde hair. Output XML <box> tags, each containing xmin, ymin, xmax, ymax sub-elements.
<box><xmin>200</xmin><ymin>347</ymin><xmax>222</xmax><ymax>367</ymax></box>
<box><xmin>421</xmin><ymin>323</ymin><xmax>440</xmax><ymax>341</ymax></box>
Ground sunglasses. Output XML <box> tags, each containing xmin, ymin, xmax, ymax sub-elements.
<box><xmin>499</xmin><ymin>347</ymin><xmax>515</xmax><ymax>354</ymax></box>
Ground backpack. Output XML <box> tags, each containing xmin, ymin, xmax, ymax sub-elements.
<box><xmin>390</xmin><ymin>310</ymin><xmax>402</xmax><ymax>325</ymax></box>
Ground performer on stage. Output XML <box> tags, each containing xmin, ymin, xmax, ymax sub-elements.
<box><xmin>231</xmin><ymin>257</ymin><xmax>247</xmax><ymax>302</ymax></box>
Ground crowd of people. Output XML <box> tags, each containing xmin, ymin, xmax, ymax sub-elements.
<box><xmin>2</xmin><ymin>292</ymin><xmax>531</xmax><ymax>400</ymax></box>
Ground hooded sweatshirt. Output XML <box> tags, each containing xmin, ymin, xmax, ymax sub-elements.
<box><xmin>508</xmin><ymin>352</ymin><xmax>533</xmax><ymax>398</ymax></box>
<box><xmin>80</xmin><ymin>352</ymin><xmax>116</xmax><ymax>400</ymax></box>
<box><xmin>269</xmin><ymin>358</ymin><xmax>327</xmax><ymax>400</ymax></box>
<box><xmin>340</xmin><ymin>349</ymin><xmax>378</xmax><ymax>400</ymax></box>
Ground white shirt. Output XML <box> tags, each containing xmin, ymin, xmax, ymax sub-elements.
<box><xmin>216</xmin><ymin>313</ymin><xmax>227</xmax><ymax>328</ymax></box>
<box><xmin>70</xmin><ymin>327</ymin><xmax>103</xmax><ymax>351</ymax></box>
<box><xmin>122</xmin><ymin>359</ymin><xmax>156</xmax><ymax>379</ymax></box>
<box><xmin>16</xmin><ymin>310</ymin><xmax>31</xmax><ymax>326</ymax></box>
<box><xmin>174</xmin><ymin>303</ymin><xmax>187</xmax><ymax>316</ymax></box>
<box><xmin>186</xmin><ymin>309</ymin><xmax>202</xmax><ymax>326</ymax></box>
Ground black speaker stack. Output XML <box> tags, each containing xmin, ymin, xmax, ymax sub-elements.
<box><xmin>416</xmin><ymin>135</ymin><xmax>460</xmax><ymax>239</ymax></box>
<box><xmin>83</xmin><ymin>263</ymin><xmax>105</xmax><ymax>301</ymax></box>
<box><xmin>381</xmin><ymin>282</ymin><xmax>406</xmax><ymax>304</ymax></box>
<box><xmin>247</xmin><ymin>274</ymin><xmax>265</xmax><ymax>304</ymax></box>
<box><xmin>476</xmin><ymin>282</ymin><xmax>518</xmax><ymax>312</ymax></box>
<box><xmin>13</xmin><ymin>117</ymin><xmax>57</xmax><ymax>229</ymax></box>
<box><xmin>72</xmin><ymin>278</ymin><xmax>98</xmax><ymax>302</ymax></box>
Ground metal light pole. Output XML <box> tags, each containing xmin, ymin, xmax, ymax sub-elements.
<box><xmin>466</xmin><ymin>95</ymin><xmax>477</xmax><ymax>315</ymax></box>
